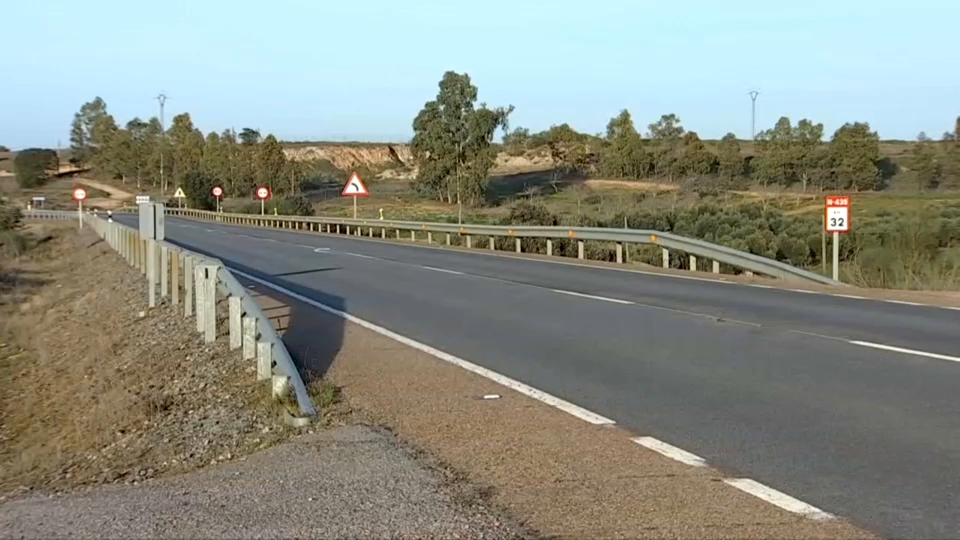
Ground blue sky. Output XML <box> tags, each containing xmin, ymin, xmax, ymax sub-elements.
<box><xmin>2</xmin><ymin>0</ymin><xmax>958</xmax><ymax>149</ymax></box>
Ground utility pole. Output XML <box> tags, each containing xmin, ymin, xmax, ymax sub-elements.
<box><xmin>748</xmin><ymin>90</ymin><xmax>760</xmax><ymax>140</ymax></box>
<box><xmin>156</xmin><ymin>93</ymin><xmax>167</xmax><ymax>193</ymax></box>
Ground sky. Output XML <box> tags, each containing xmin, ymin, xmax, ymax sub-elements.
<box><xmin>2</xmin><ymin>0</ymin><xmax>958</xmax><ymax>149</ymax></box>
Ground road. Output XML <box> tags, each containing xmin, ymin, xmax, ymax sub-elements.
<box><xmin>123</xmin><ymin>215</ymin><xmax>960</xmax><ymax>539</ymax></box>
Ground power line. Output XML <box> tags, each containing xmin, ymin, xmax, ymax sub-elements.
<box><xmin>748</xmin><ymin>90</ymin><xmax>760</xmax><ymax>140</ymax></box>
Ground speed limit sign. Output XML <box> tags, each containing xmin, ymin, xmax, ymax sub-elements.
<box><xmin>211</xmin><ymin>185</ymin><xmax>224</xmax><ymax>198</ymax></box>
<box><xmin>825</xmin><ymin>196</ymin><xmax>850</xmax><ymax>233</ymax></box>
<box><xmin>255</xmin><ymin>186</ymin><xmax>271</xmax><ymax>200</ymax></box>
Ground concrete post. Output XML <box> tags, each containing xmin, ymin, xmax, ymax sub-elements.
<box><xmin>745</xmin><ymin>270</ymin><xmax>754</xmax><ymax>277</ymax></box>
<box><xmin>272</xmin><ymin>374</ymin><xmax>290</xmax><ymax>399</ymax></box>
<box><xmin>577</xmin><ymin>240</ymin><xmax>584</xmax><ymax>260</ymax></box>
<box><xmin>194</xmin><ymin>265</ymin><xmax>205</xmax><ymax>333</ymax></box>
<box><xmin>466</xmin><ymin>236</ymin><xmax>472</xmax><ymax>249</ymax></box>
<box><xmin>515</xmin><ymin>238</ymin><xmax>521</xmax><ymax>253</ymax></box>
<box><xmin>396</xmin><ymin>229</ymin><xmax>401</xmax><ymax>239</ymax></box>
<box><xmin>616</xmin><ymin>242</ymin><xmax>623</xmax><ymax>264</ymax></box>
<box><xmin>171</xmin><ymin>251</ymin><xmax>180</xmax><ymax>305</ymax></box>
<box><xmin>445</xmin><ymin>233</ymin><xmax>451</xmax><ymax>245</ymax></box>
<box><xmin>184</xmin><ymin>256</ymin><xmax>194</xmax><ymax>318</ymax></box>
<box><xmin>147</xmin><ymin>240</ymin><xmax>157</xmax><ymax>308</ymax></box>
<box><xmin>410</xmin><ymin>230</ymin><xmax>415</xmax><ymax>242</ymax></box>
<box><xmin>369</xmin><ymin>227</ymin><xmax>373</xmax><ymax>237</ymax></box>
<box><xmin>140</xmin><ymin>239</ymin><xmax>147</xmax><ymax>275</ymax></box>
<box><xmin>713</xmin><ymin>260</ymin><xmax>720</xmax><ymax>274</ymax></box>
<box><xmin>336</xmin><ymin>224</ymin><xmax>340</xmax><ymax>234</ymax></box>
<box><xmin>346</xmin><ymin>225</ymin><xmax>351</xmax><ymax>235</ymax></box>
<box><xmin>381</xmin><ymin>228</ymin><xmax>386</xmax><ymax>239</ymax></box>
<box><xmin>257</xmin><ymin>342</ymin><xmax>272</xmax><ymax>381</ymax></box>
<box><xmin>546</xmin><ymin>239</ymin><xmax>552</xmax><ymax>256</ymax></box>
<box><xmin>427</xmin><ymin>232</ymin><xmax>432</xmax><ymax>244</ymax></box>
<box><xmin>160</xmin><ymin>246</ymin><xmax>169</xmax><ymax>298</ymax></box>
<box><xmin>242</xmin><ymin>316</ymin><xmax>257</xmax><ymax>361</ymax></box>
<box><xmin>662</xmin><ymin>248</ymin><xmax>670</xmax><ymax>269</ymax></box>
<box><xmin>689</xmin><ymin>255</ymin><xmax>697</xmax><ymax>272</ymax></box>
<box><xmin>229</xmin><ymin>296</ymin><xmax>242</xmax><ymax>350</ymax></box>
<box><xmin>489</xmin><ymin>237</ymin><xmax>495</xmax><ymax>250</ymax></box>
<box><xmin>198</xmin><ymin>264</ymin><xmax>217</xmax><ymax>343</ymax></box>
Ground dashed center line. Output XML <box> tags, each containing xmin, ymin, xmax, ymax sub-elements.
<box><xmin>422</xmin><ymin>266</ymin><xmax>465</xmax><ymax>275</ymax></box>
<box><xmin>849</xmin><ymin>341</ymin><xmax>960</xmax><ymax>363</ymax></box>
<box><xmin>550</xmin><ymin>289</ymin><xmax>635</xmax><ymax>305</ymax></box>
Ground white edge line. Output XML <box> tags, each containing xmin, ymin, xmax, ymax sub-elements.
<box><xmin>551</xmin><ymin>289</ymin><xmax>635</xmax><ymax>305</ymax></box>
<box><xmin>848</xmin><ymin>340</ymin><xmax>960</xmax><ymax>363</ymax></box>
<box><xmin>344</xmin><ymin>252</ymin><xmax>375</xmax><ymax>259</ymax></box>
<box><xmin>228</xmin><ymin>267</ymin><xmax>617</xmax><ymax>426</ymax></box>
<box><xmin>631</xmin><ymin>437</ymin><xmax>706</xmax><ymax>467</ymax></box>
<box><xmin>421</xmin><ymin>265</ymin><xmax>465</xmax><ymax>275</ymax></box>
<box><xmin>883</xmin><ymin>299</ymin><xmax>923</xmax><ymax>306</ymax></box>
<box><xmin>724</xmin><ymin>478</ymin><xmax>835</xmax><ymax>521</ymax></box>
<box><xmin>174</xmin><ymin>216</ymin><xmax>960</xmax><ymax>312</ymax></box>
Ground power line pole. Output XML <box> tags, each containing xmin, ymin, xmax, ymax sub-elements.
<box><xmin>748</xmin><ymin>90</ymin><xmax>760</xmax><ymax>140</ymax></box>
<box><xmin>156</xmin><ymin>93</ymin><xmax>167</xmax><ymax>192</ymax></box>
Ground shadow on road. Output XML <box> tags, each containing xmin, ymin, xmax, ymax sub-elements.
<box><xmin>167</xmin><ymin>244</ymin><xmax>347</xmax><ymax>381</ymax></box>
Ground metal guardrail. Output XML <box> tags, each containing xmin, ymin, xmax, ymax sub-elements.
<box><xmin>149</xmin><ymin>207</ymin><xmax>842</xmax><ymax>286</ymax></box>
<box><xmin>24</xmin><ymin>209</ymin><xmax>318</xmax><ymax>423</ymax></box>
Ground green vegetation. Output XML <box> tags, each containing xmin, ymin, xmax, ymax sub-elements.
<box><xmin>13</xmin><ymin>149</ymin><xmax>58</xmax><ymax>188</ymax></box>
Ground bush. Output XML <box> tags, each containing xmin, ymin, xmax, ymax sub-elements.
<box><xmin>234</xmin><ymin>194</ymin><xmax>315</xmax><ymax>216</ymax></box>
<box><xmin>13</xmin><ymin>148</ymin><xmax>58</xmax><ymax>188</ymax></box>
<box><xmin>0</xmin><ymin>200</ymin><xmax>22</xmax><ymax>231</ymax></box>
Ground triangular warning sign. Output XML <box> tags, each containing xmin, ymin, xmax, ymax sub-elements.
<box><xmin>173</xmin><ymin>187</ymin><xmax>186</xmax><ymax>198</ymax></box>
<box><xmin>341</xmin><ymin>172</ymin><xmax>370</xmax><ymax>197</ymax></box>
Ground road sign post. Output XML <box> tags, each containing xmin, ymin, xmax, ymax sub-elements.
<box><xmin>211</xmin><ymin>185</ymin><xmax>224</xmax><ymax>213</ymax></box>
<box><xmin>173</xmin><ymin>187</ymin><xmax>186</xmax><ymax>208</ymax></box>
<box><xmin>255</xmin><ymin>186</ymin><xmax>271</xmax><ymax>215</ymax></box>
<box><xmin>341</xmin><ymin>172</ymin><xmax>370</xmax><ymax>219</ymax></box>
<box><xmin>72</xmin><ymin>188</ymin><xmax>87</xmax><ymax>229</ymax></box>
<box><xmin>824</xmin><ymin>196</ymin><xmax>850</xmax><ymax>282</ymax></box>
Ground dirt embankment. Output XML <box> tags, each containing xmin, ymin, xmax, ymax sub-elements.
<box><xmin>0</xmin><ymin>224</ymin><xmax>327</xmax><ymax>497</ymax></box>
<box><xmin>284</xmin><ymin>144</ymin><xmax>414</xmax><ymax>170</ymax></box>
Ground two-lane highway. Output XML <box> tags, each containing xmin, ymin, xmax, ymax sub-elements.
<box><xmin>128</xmin><ymin>215</ymin><xmax>960</xmax><ymax>539</ymax></box>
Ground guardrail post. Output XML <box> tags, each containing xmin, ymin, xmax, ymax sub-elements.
<box><xmin>662</xmin><ymin>248</ymin><xmax>670</xmax><ymax>269</ymax></box>
<box><xmin>369</xmin><ymin>227</ymin><xmax>373</xmax><ymax>238</ymax></box>
<box><xmin>689</xmin><ymin>255</ymin><xmax>697</xmax><ymax>271</ymax></box>
<box><xmin>336</xmin><ymin>224</ymin><xmax>340</xmax><ymax>234</ymax></box>
<box><xmin>243</xmin><ymin>316</ymin><xmax>257</xmax><ymax>362</ymax></box>
<box><xmin>194</xmin><ymin>265</ymin><xmax>205</xmax><ymax>333</ymax></box>
<box><xmin>272</xmin><ymin>373</ymin><xmax>290</xmax><ymax>399</ymax></box>
<box><xmin>141</xmin><ymin>239</ymin><xmax>148</xmax><ymax>276</ymax></box>
<box><xmin>427</xmin><ymin>232</ymin><xmax>432</xmax><ymax>244</ymax></box>
<box><xmin>160</xmin><ymin>246</ymin><xmax>169</xmax><ymax>299</ymax></box>
<box><xmin>577</xmin><ymin>241</ymin><xmax>584</xmax><ymax>260</ymax></box>
<box><xmin>744</xmin><ymin>270</ymin><xmax>754</xmax><ymax>277</ymax></box>
<box><xmin>257</xmin><ymin>342</ymin><xmax>273</xmax><ymax>381</ymax></box>
<box><xmin>713</xmin><ymin>261</ymin><xmax>720</xmax><ymax>274</ymax></box>
<box><xmin>229</xmin><ymin>296</ymin><xmax>242</xmax><ymax>350</ymax></box>
<box><xmin>346</xmin><ymin>225</ymin><xmax>351</xmax><ymax>235</ymax></box>
<box><xmin>396</xmin><ymin>229</ymin><xmax>401</xmax><ymax>240</ymax></box>
<box><xmin>147</xmin><ymin>240</ymin><xmax>157</xmax><ymax>308</ymax></box>
<box><xmin>466</xmin><ymin>235</ymin><xmax>472</xmax><ymax>249</ymax></box>
<box><xmin>616</xmin><ymin>243</ymin><xmax>623</xmax><ymax>263</ymax></box>
<box><xmin>171</xmin><ymin>251</ymin><xmax>180</xmax><ymax>305</ymax></box>
<box><xmin>515</xmin><ymin>238</ymin><xmax>521</xmax><ymax>253</ymax></box>
<box><xmin>546</xmin><ymin>239</ymin><xmax>553</xmax><ymax>256</ymax></box>
<box><xmin>197</xmin><ymin>264</ymin><xmax>217</xmax><ymax>343</ymax></box>
<box><xmin>381</xmin><ymin>228</ymin><xmax>386</xmax><ymax>239</ymax></box>
<box><xmin>445</xmin><ymin>233</ymin><xmax>451</xmax><ymax>245</ymax></box>
<box><xmin>489</xmin><ymin>237</ymin><xmax>495</xmax><ymax>250</ymax></box>
<box><xmin>184</xmin><ymin>256</ymin><xmax>194</xmax><ymax>318</ymax></box>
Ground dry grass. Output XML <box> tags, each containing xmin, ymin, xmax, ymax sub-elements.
<box><xmin>0</xmin><ymin>224</ymin><xmax>338</xmax><ymax>496</ymax></box>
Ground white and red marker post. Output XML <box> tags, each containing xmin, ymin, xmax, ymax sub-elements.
<box><xmin>72</xmin><ymin>187</ymin><xmax>87</xmax><ymax>229</ymax></box>
<box><xmin>255</xmin><ymin>186</ymin><xmax>271</xmax><ymax>215</ymax></box>
<box><xmin>211</xmin><ymin>185</ymin><xmax>224</xmax><ymax>213</ymax></box>
<box><xmin>341</xmin><ymin>171</ymin><xmax>370</xmax><ymax>219</ymax></box>
<box><xmin>824</xmin><ymin>195</ymin><xmax>851</xmax><ymax>281</ymax></box>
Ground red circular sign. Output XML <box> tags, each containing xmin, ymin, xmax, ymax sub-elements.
<box><xmin>72</xmin><ymin>188</ymin><xmax>87</xmax><ymax>201</ymax></box>
<box><xmin>211</xmin><ymin>185</ymin><xmax>224</xmax><ymax>198</ymax></box>
<box><xmin>255</xmin><ymin>186</ymin><xmax>271</xmax><ymax>200</ymax></box>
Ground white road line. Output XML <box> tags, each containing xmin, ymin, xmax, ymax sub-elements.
<box><xmin>344</xmin><ymin>252</ymin><xmax>375</xmax><ymax>259</ymax></box>
<box><xmin>848</xmin><ymin>340</ymin><xmax>960</xmax><ymax>363</ymax></box>
<box><xmin>228</xmin><ymin>268</ymin><xmax>617</xmax><ymax>426</ymax></box>
<box><xmin>724</xmin><ymin>478</ymin><xmax>835</xmax><ymax>521</ymax></box>
<box><xmin>884</xmin><ymin>299</ymin><xmax>924</xmax><ymax>306</ymax></box>
<box><xmin>834</xmin><ymin>294</ymin><xmax>867</xmax><ymax>300</ymax></box>
<box><xmin>631</xmin><ymin>437</ymin><xmax>707</xmax><ymax>467</ymax></box>
<box><xmin>422</xmin><ymin>266</ymin><xmax>465</xmax><ymax>275</ymax></box>
<box><xmin>788</xmin><ymin>289</ymin><xmax>819</xmax><ymax>294</ymax></box>
<box><xmin>551</xmin><ymin>289</ymin><xmax>635</xmax><ymax>305</ymax></box>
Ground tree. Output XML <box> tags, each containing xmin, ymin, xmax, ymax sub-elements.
<box><xmin>908</xmin><ymin>132</ymin><xmax>942</xmax><ymax>191</ymax></box>
<box><xmin>752</xmin><ymin>117</ymin><xmax>794</xmax><ymax>190</ymax></box>
<box><xmin>182</xmin><ymin>170</ymin><xmax>216</xmax><ymax>210</ymax></box>
<box><xmin>69</xmin><ymin>97</ymin><xmax>108</xmax><ymax>166</ymax></box>
<box><xmin>647</xmin><ymin>114</ymin><xmax>685</xmax><ymax>180</ymax></box>
<box><xmin>717</xmin><ymin>133</ymin><xmax>744</xmax><ymax>182</ymax></box>
<box><xmin>828</xmin><ymin>122</ymin><xmax>881</xmax><ymax>191</ymax></box>
<box><xmin>239</xmin><ymin>128</ymin><xmax>261</xmax><ymax>146</ymax></box>
<box><xmin>13</xmin><ymin>148</ymin><xmax>58</xmax><ymax>188</ymax></box>
<box><xmin>411</xmin><ymin>71</ymin><xmax>513</xmax><ymax>212</ymax></box>
<box><xmin>167</xmin><ymin>113</ymin><xmax>205</xmax><ymax>189</ymax></box>
<box><xmin>599</xmin><ymin>109</ymin><xmax>649</xmax><ymax>179</ymax></box>
<box><xmin>679</xmin><ymin>131</ymin><xmax>717</xmax><ymax>177</ymax></box>
<box><xmin>255</xmin><ymin>135</ymin><xmax>288</xmax><ymax>193</ymax></box>
<box><xmin>792</xmin><ymin>119</ymin><xmax>825</xmax><ymax>192</ymax></box>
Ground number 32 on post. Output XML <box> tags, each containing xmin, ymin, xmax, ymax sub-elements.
<box><xmin>825</xmin><ymin>196</ymin><xmax>850</xmax><ymax>233</ymax></box>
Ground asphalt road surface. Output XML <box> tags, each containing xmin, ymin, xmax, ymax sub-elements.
<box><xmin>123</xmin><ymin>215</ymin><xmax>960</xmax><ymax>539</ymax></box>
